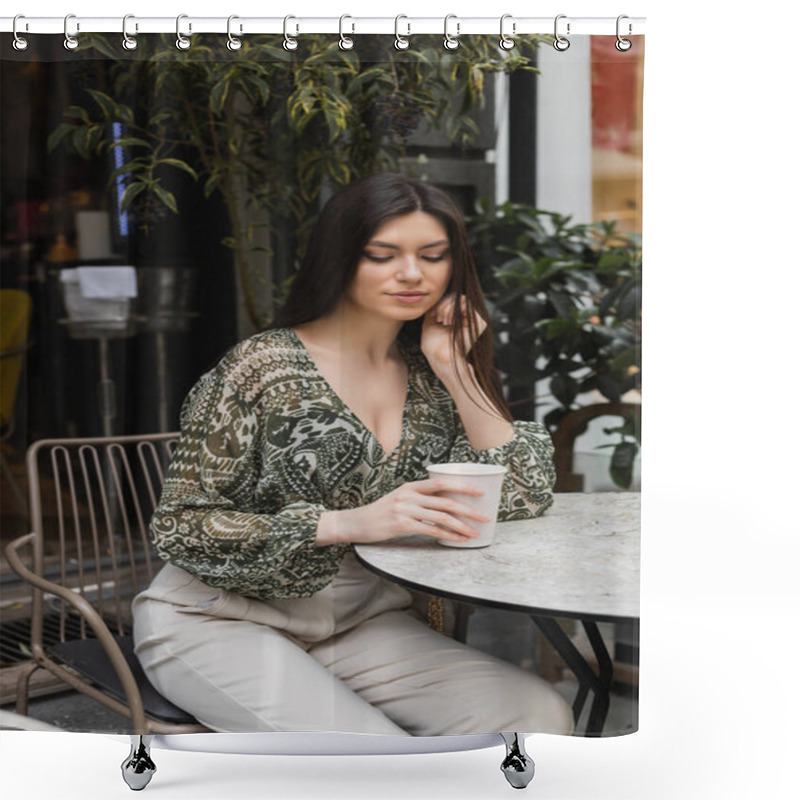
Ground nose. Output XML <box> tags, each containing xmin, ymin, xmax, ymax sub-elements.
<box><xmin>396</xmin><ymin>255</ymin><xmax>423</xmax><ymax>280</ymax></box>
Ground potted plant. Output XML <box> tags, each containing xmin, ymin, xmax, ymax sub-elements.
<box><xmin>467</xmin><ymin>200</ymin><xmax>642</xmax><ymax>488</ymax></box>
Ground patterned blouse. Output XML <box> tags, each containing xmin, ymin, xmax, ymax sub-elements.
<box><xmin>150</xmin><ymin>327</ymin><xmax>556</xmax><ymax>600</ymax></box>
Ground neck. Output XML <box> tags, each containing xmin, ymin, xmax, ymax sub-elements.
<box><xmin>293</xmin><ymin>304</ymin><xmax>404</xmax><ymax>366</ymax></box>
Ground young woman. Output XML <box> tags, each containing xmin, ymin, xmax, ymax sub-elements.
<box><xmin>132</xmin><ymin>173</ymin><xmax>573</xmax><ymax>736</ymax></box>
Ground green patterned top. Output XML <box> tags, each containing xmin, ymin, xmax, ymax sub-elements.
<box><xmin>150</xmin><ymin>328</ymin><xmax>556</xmax><ymax>600</ymax></box>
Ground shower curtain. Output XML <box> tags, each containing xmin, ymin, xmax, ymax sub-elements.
<box><xmin>0</xmin><ymin>19</ymin><xmax>642</xmax><ymax>750</ymax></box>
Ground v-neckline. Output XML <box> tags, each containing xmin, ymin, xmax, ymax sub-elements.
<box><xmin>287</xmin><ymin>327</ymin><xmax>413</xmax><ymax>460</ymax></box>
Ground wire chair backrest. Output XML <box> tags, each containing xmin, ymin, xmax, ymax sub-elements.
<box><xmin>26</xmin><ymin>432</ymin><xmax>179</xmax><ymax>647</ymax></box>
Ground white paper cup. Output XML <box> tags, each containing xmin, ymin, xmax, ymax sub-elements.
<box><xmin>425</xmin><ymin>462</ymin><xmax>507</xmax><ymax>548</ymax></box>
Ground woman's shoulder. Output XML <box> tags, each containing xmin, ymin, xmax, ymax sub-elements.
<box><xmin>205</xmin><ymin>328</ymin><xmax>309</xmax><ymax>405</ymax></box>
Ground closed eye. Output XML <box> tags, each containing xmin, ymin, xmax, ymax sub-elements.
<box><xmin>362</xmin><ymin>250</ymin><xmax>450</xmax><ymax>263</ymax></box>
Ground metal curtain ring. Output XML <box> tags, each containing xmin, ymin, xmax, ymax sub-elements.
<box><xmin>339</xmin><ymin>14</ymin><xmax>354</xmax><ymax>50</ymax></box>
<box><xmin>122</xmin><ymin>15</ymin><xmax>138</xmax><ymax>51</ymax></box>
<box><xmin>499</xmin><ymin>14</ymin><xmax>515</xmax><ymax>51</ymax></box>
<box><xmin>394</xmin><ymin>15</ymin><xmax>410</xmax><ymax>50</ymax></box>
<box><xmin>227</xmin><ymin>15</ymin><xmax>242</xmax><ymax>51</ymax></box>
<box><xmin>616</xmin><ymin>15</ymin><xmax>632</xmax><ymax>52</ymax></box>
<box><xmin>554</xmin><ymin>14</ymin><xmax>570</xmax><ymax>51</ymax></box>
<box><xmin>283</xmin><ymin>15</ymin><xmax>298</xmax><ymax>51</ymax></box>
<box><xmin>64</xmin><ymin>13</ymin><xmax>79</xmax><ymax>51</ymax></box>
<box><xmin>176</xmin><ymin>14</ymin><xmax>191</xmax><ymax>50</ymax></box>
<box><xmin>443</xmin><ymin>14</ymin><xmax>459</xmax><ymax>50</ymax></box>
<box><xmin>12</xmin><ymin>15</ymin><xmax>29</xmax><ymax>51</ymax></box>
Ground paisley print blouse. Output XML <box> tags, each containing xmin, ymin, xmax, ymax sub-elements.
<box><xmin>150</xmin><ymin>328</ymin><xmax>556</xmax><ymax>600</ymax></box>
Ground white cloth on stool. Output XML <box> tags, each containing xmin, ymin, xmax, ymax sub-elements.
<box><xmin>74</xmin><ymin>266</ymin><xmax>138</xmax><ymax>298</ymax></box>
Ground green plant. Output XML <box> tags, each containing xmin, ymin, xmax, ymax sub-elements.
<box><xmin>467</xmin><ymin>200</ymin><xmax>641</xmax><ymax>486</ymax></box>
<box><xmin>48</xmin><ymin>33</ymin><xmax>546</xmax><ymax>327</ymax></box>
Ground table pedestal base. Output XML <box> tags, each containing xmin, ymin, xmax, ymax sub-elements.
<box><xmin>530</xmin><ymin>617</ymin><xmax>614</xmax><ymax>736</ymax></box>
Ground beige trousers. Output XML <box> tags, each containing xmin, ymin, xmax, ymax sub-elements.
<box><xmin>132</xmin><ymin>554</ymin><xmax>574</xmax><ymax>736</ymax></box>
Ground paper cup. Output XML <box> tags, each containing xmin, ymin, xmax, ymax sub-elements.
<box><xmin>425</xmin><ymin>462</ymin><xmax>507</xmax><ymax>548</ymax></box>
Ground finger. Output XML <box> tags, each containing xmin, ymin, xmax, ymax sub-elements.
<box><xmin>415</xmin><ymin>515</ymin><xmax>480</xmax><ymax>542</ymax></box>
<box><xmin>420</xmin><ymin>493</ymin><xmax>493</xmax><ymax>523</ymax></box>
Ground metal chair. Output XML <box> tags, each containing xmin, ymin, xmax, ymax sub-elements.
<box><xmin>4</xmin><ymin>432</ymin><xmax>537</xmax><ymax>791</ymax></box>
<box><xmin>552</xmin><ymin>402</ymin><xmax>640</xmax><ymax>493</ymax></box>
<box><xmin>4</xmin><ymin>432</ymin><xmax>210</xmax><ymax>739</ymax></box>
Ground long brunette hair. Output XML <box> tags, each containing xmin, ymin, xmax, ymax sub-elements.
<box><xmin>270</xmin><ymin>172</ymin><xmax>512</xmax><ymax>423</ymax></box>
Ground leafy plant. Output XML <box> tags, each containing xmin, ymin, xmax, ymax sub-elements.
<box><xmin>467</xmin><ymin>200</ymin><xmax>641</xmax><ymax>486</ymax></box>
<box><xmin>48</xmin><ymin>33</ymin><xmax>546</xmax><ymax>327</ymax></box>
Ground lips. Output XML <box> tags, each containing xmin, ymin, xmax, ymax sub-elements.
<box><xmin>388</xmin><ymin>292</ymin><xmax>428</xmax><ymax>304</ymax></box>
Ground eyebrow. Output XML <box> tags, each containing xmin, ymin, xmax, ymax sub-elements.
<box><xmin>367</xmin><ymin>239</ymin><xmax>450</xmax><ymax>250</ymax></box>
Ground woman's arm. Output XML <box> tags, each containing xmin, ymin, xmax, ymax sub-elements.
<box><xmin>420</xmin><ymin>295</ymin><xmax>556</xmax><ymax>519</ymax></box>
<box><xmin>432</xmin><ymin>360</ymin><xmax>514</xmax><ymax>451</ymax></box>
<box><xmin>151</xmin><ymin>370</ymin><xmax>346</xmax><ymax>600</ymax></box>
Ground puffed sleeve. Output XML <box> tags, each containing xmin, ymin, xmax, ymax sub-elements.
<box><xmin>150</xmin><ymin>370</ymin><xmax>348</xmax><ymax>600</ymax></box>
<box><xmin>448</xmin><ymin>416</ymin><xmax>556</xmax><ymax>520</ymax></box>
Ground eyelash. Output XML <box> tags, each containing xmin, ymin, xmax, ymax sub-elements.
<box><xmin>364</xmin><ymin>254</ymin><xmax>448</xmax><ymax>263</ymax></box>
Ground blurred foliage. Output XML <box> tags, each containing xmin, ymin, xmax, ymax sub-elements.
<box><xmin>467</xmin><ymin>200</ymin><xmax>641</xmax><ymax>486</ymax></box>
<box><xmin>47</xmin><ymin>33</ymin><xmax>546</xmax><ymax>326</ymax></box>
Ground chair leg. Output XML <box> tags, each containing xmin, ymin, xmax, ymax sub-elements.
<box><xmin>121</xmin><ymin>736</ymin><xmax>156</xmax><ymax>791</ymax></box>
<box><xmin>500</xmin><ymin>732</ymin><xmax>535</xmax><ymax>789</ymax></box>
<box><xmin>15</xmin><ymin>661</ymin><xmax>41</xmax><ymax>716</ymax></box>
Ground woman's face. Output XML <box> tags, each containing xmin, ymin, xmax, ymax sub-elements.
<box><xmin>344</xmin><ymin>211</ymin><xmax>453</xmax><ymax>323</ymax></box>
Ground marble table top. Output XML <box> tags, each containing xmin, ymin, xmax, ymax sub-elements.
<box><xmin>354</xmin><ymin>492</ymin><xmax>640</xmax><ymax>622</ymax></box>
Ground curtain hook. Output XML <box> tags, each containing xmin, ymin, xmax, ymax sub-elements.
<box><xmin>499</xmin><ymin>14</ymin><xmax>515</xmax><ymax>51</ymax></box>
<box><xmin>394</xmin><ymin>15</ymin><xmax>410</xmax><ymax>50</ymax></box>
<box><xmin>443</xmin><ymin>14</ymin><xmax>460</xmax><ymax>51</ymax></box>
<box><xmin>122</xmin><ymin>15</ymin><xmax>138</xmax><ymax>51</ymax></box>
<box><xmin>64</xmin><ymin>13</ymin><xmax>79</xmax><ymax>51</ymax></box>
<box><xmin>339</xmin><ymin>14</ymin><xmax>355</xmax><ymax>50</ymax></box>
<box><xmin>554</xmin><ymin>14</ymin><xmax>570</xmax><ymax>51</ymax></box>
<box><xmin>616</xmin><ymin>15</ymin><xmax>632</xmax><ymax>52</ymax></box>
<box><xmin>283</xmin><ymin>15</ymin><xmax>298</xmax><ymax>51</ymax></box>
<box><xmin>12</xmin><ymin>15</ymin><xmax>29</xmax><ymax>51</ymax></box>
<box><xmin>227</xmin><ymin>15</ymin><xmax>242</xmax><ymax>51</ymax></box>
<box><xmin>176</xmin><ymin>14</ymin><xmax>191</xmax><ymax>50</ymax></box>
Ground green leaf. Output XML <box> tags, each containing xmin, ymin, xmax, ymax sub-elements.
<box><xmin>158</xmin><ymin>159</ymin><xmax>199</xmax><ymax>180</ymax></box>
<box><xmin>63</xmin><ymin>106</ymin><xmax>91</xmax><ymax>124</ymax></box>
<box><xmin>326</xmin><ymin>158</ymin><xmax>351</xmax><ymax>184</ymax></box>
<box><xmin>151</xmin><ymin>183</ymin><xmax>179</xmax><ymax>214</ymax></box>
<box><xmin>115</xmin><ymin>105</ymin><xmax>135</xmax><ymax>125</ymax></box>
<box><xmin>550</xmin><ymin>374</ymin><xmax>578</xmax><ymax>407</ymax></box>
<box><xmin>85</xmin><ymin>89</ymin><xmax>117</xmax><ymax>119</ymax></box>
<box><xmin>598</xmin><ymin>280</ymin><xmax>627</xmax><ymax>318</ymax></box>
<box><xmin>609</xmin><ymin>441</ymin><xmax>639</xmax><ymax>488</ymax></box>
<box><xmin>47</xmin><ymin>123</ymin><xmax>76</xmax><ymax>154</ymax></box>
<box><xmin>597</xmin><ymin>252</ymin><xmax>629</xmax><ymax>271</ymax></box>
<box><xmin>543</xmin><ymin>407</ymin><xmax>568</xmax><ymax>430</ymax></box>
<box><xmin>119</xmin><ymin>182</ymin><xmax>147</xmax><ymax>212</ymax></box>
<box><xmin>204</xmin><ymin>173</ymin><xmax>222</xmax><ymax>198</ymax></box>
<box><xmin>547</xmin><ymin>289</ymin><xmax>575</xmax><ymax>319</ymax></box>
<box><xmin>609</xmin><ymin>346</ymin><xmax>640</xmax><ymax>374</ymax></box>
<box><xmin>595</xmin><ymin>374</ymin><xmax>623</xmax><ymax>403</ymax></box>
<box><xmin>617</xmin><ymin>285</ymin><xmax>642</xmax><ymax>321</ymax></box>
<box><xmin>209</xmin><ymin>78</ymin><xmax>231</xmax><ymax>115</ymax></box>
<box><xmin>73</xmin><ymin>126</ymin><xmax>93</xmax><ymax>159</ymax></box>
<box><xmin>112</xmin><ymin>138</ymin><xmax>152</xmax><ymax>149</ymax></box>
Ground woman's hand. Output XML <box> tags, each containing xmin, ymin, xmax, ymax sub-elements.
<box><xmin>315</xmin><ymin>477</ymin><xmax>492</xmax><ymax>546</ymax></box>
<box><xmin>421</xmin><ymin>293</ymin><xmax>487</xmax><ymax>369</ymax></box>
